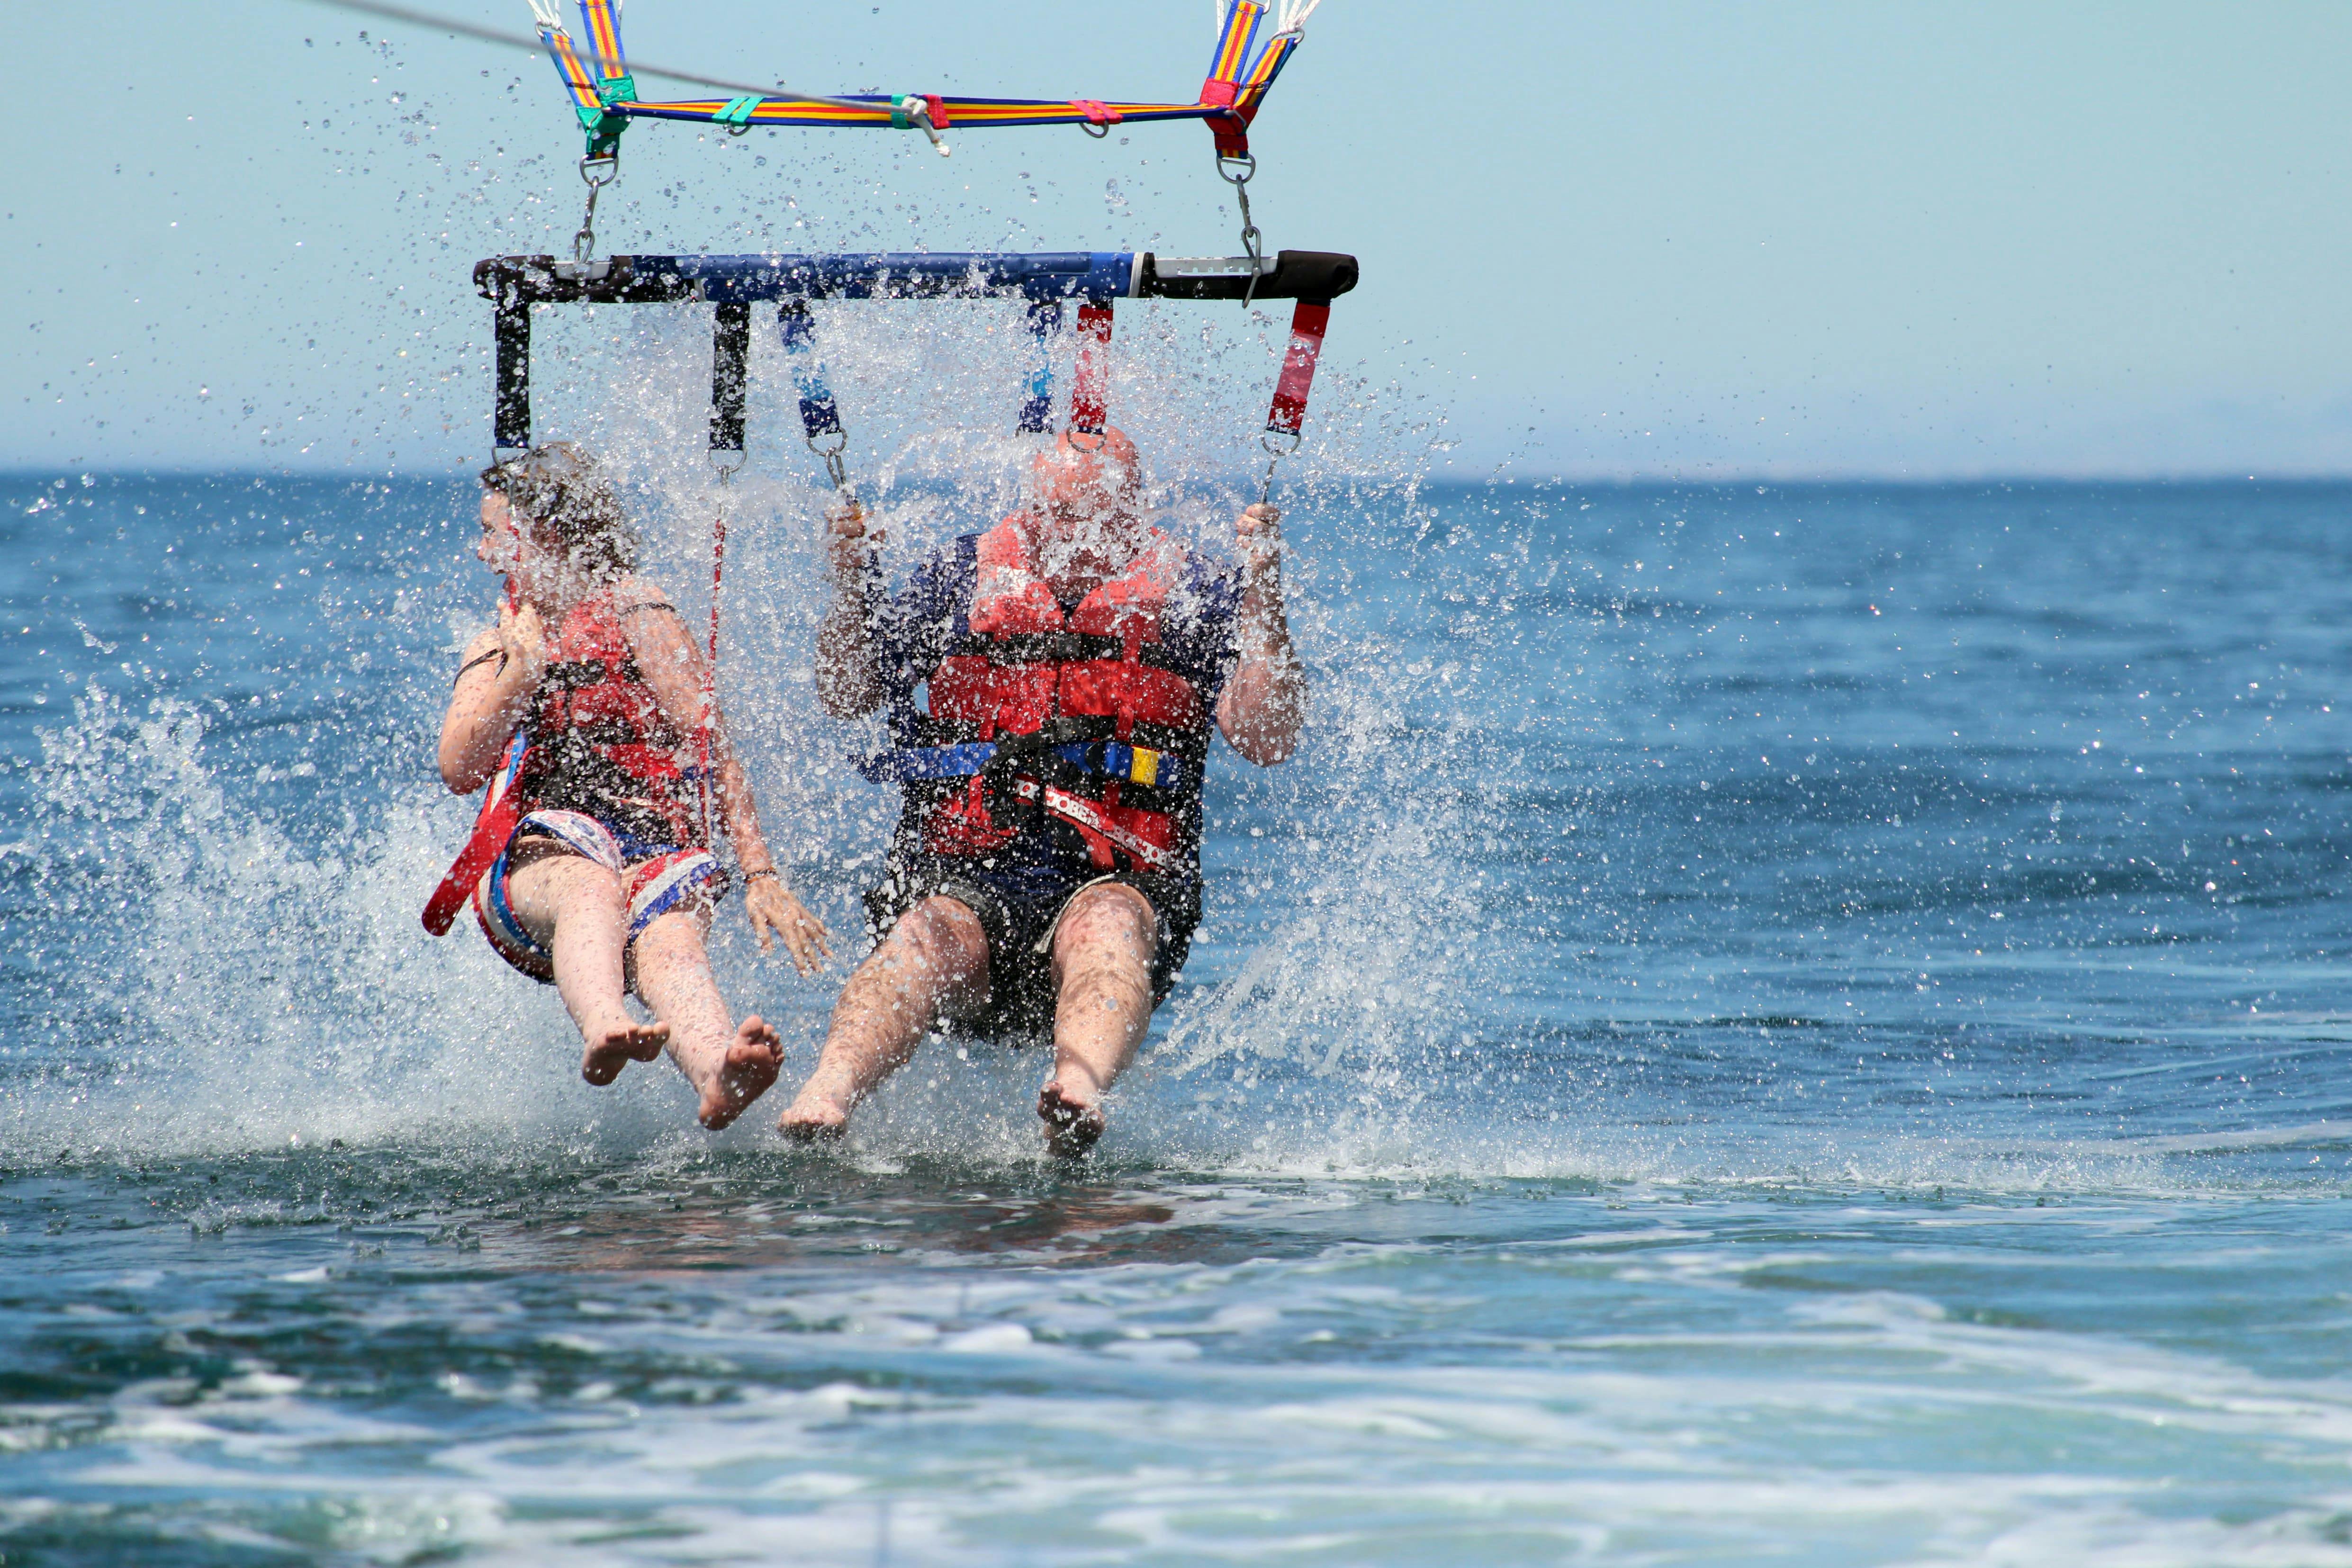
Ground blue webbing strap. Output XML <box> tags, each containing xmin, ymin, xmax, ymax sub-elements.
<box><xmin>777</xmin><ymin>300</ymin><xmax>843</xmax><ymax>440</ymax></box>
<box><xmin>1018</xmin><ymin>298</ymin><xmax>1063</xmax><ymax>433</ymax></box>
<box><xmin>857</xmin><ymin>740</ymin><xmax>1189</xmax><ymax>792</ymax></box>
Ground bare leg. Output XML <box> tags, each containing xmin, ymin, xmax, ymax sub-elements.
<box><xmin>630</xmin><ymin>906</ymin><xmax>782</xmax><ymax>1130</ymax></box>
<box><xmin>1040</xmin><ymin>883</ymin><xmax>1159</xmax><ymax>1158</ymax></box>
<box><xmin>503</xmin><ymin>852</ymin><xmax>668</xmax><ymax>1085</ymax></box>
<box><xmin>779</xmin><ymin>896</ymin><xmax>991</xmax><ymax>1141</ymax></box>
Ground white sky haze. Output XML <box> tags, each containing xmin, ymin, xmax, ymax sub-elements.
<box><xmin>10</xmin><ymin>1</ymin><xmax>2352</xmax><ymax>478</ymax></box>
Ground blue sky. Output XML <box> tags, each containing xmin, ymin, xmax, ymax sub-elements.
<box><xmin>10</xmin><ymin>0</ymin><xmax>2352</xmax><ymax>478</ymax></box>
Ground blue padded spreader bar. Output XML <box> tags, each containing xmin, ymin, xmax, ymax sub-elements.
<box><xmin>666</xmin><ymin>252</ymin><xmax>1136</xmax><ymax>303</ymax></box>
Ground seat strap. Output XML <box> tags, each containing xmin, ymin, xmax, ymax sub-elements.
<box><xmin>1068</xmin><ymin>301</ymin><xmax>1114</xmax><ymax>435</ymax></box>
<box><xmin>423</xmin><ymin>732</ymin><xmax>528</xmax><ymax>935</ymax></box>
<box><xmin>859</xmin><ymin>739</ymin><xmax>1187</xmax><ymax>792</ymax></box>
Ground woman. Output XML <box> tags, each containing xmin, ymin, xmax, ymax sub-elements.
<box><xmin>433</xmin><ymin>443</ymin><xmax>830</xmax><ymax>1128</ymax></box>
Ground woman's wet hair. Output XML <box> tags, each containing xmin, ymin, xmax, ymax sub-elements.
<box><xmin>480</xmin><ymin>442</ymin><xmax>637</xmax><ymax>577</ymax></box>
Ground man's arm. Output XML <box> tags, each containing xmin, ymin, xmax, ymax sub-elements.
<box><xmin>815</xmin><ymin>501</ymin><xmax>886</xmax><ymax>718</ymax></box>
<box><xmin>1214</xmin><ymin>503</ymin><xmax>1305</xmax><ymax>766</ymax></box>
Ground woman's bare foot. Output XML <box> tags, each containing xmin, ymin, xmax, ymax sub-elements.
<box><xmin>694</xmin><ymin>1017</ymin><xmax>783</xmax><ymax>1130</ymax></box>
<box><xmin>581</xmin><ymin>1018</ymin><xmax>669</xmax><ymax>1087</ymax></box>
<box><xmin>1038</xmin><ymin>1080</ymin><xmax>1106</xmax><ymax>1159</ymax></box>
<box><xmin>777</xmin><ymin>1086</ymin><xmax>851</xmax><ymax>1143</ymax></box>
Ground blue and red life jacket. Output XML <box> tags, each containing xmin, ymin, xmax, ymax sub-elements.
<box><xmin>874</xmin><ymin>514</ymin><xmax>1213</xmax><ymax>876</ymax></box>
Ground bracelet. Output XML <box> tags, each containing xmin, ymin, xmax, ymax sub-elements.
<box><xmin>743</xmin><ymin>868</ymin><xmax>779</xmax><ymax>883</ymax></box>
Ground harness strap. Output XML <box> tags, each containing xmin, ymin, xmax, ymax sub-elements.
<box><xmin>706</xmin><ymin>293</ymin><xmax>743</xmax><ymax>851</ymax></box>
<box><xmin>1201</xmin><ymin>0</ymin><xmax>1263</xmax><ymax>156</ymax></box>
<box><xmin>423</xmin><ymin>731</ymin><xmax>529</xmax><ymax>936</ymax></box>
<box><xmin>709</xmin><ymin>302</ymin><xmax>750</xmax><ymax>458</ymax></box>
<box><xmin>1018</xmin><ymin>299</ymin><xmax>1063</xmax><ymax>434</ymax></box>
<box><xmin>1265</xmin><ymin>299</ymin><xmax>1331</xmax><ymax>438</ymax></box>
<box><xmin>1018</xmin><ymin>778</ymin><xmax>1174</xmax><ymax>871</ymax></box>
<box><xmin>773</xmin><ymin>301</ymin><xmax>838</xmax><ymax>438</ymax></box>
<box><xmin>1068</xmin><ymin>301</ymin><xmax>1114</xmax><ymax>435</ymax></box>
<box><xmin>858</xmin><ymin>739</ymin><xmax>1186</xmax><ymax>791</ymax></box>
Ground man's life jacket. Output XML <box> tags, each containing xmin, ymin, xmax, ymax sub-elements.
<box><xmin>879</xmin><ymin>515</ymin><xmax>1213</xmax><ymax>877</ymax></box>
<box><xmin>422</xmin><ymin>587</ymin><xmax>704</xmax><ymax>936</ymax></box>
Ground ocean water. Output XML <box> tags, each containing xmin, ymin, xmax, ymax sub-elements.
<box><xmin>6</xmin><ymin>471</ymin><xmax>2352</xmax><ymax>1565</ymax></box>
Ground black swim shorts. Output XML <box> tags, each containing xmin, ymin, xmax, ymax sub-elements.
<box><xmin>863</xmin><ymin>853</ymin><xmax>1201</xmax><ymax>1044</ymax></box>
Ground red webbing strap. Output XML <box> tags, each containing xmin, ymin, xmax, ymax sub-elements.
<box><xmin>1011</xmin><ymin>777</ymin><xmax>1173</xmax><ymax>871</ymax></box>
<box><xmin>422</xmin><ymin>731</ymin><xmax>526</xmax><ymax>935</ymax></box>
<box><xmin>1068</xmin><ymin>301</ymin><xmax>1114</xmax><ymax>435</ymax></box>
<box><xmin>700</xmin><ymin>505</ymin><xmax>727</xmax><ymax>848</ymax></box>
<box><xmin>1265</xmin><ymin>300</ymin><xmax>1332</xmax><ymax>437</ymax></box>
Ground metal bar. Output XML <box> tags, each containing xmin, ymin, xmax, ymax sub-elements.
<box><xmin>473</xmin><ymin>249</ymin><xmax>1357</xmax><ymax>306</ymax></box>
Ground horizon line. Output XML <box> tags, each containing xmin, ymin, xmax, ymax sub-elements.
<box><xmin>9</xmin><ymin>464</ymin><xmax>2352</xmax><ymax>488</ymax></box>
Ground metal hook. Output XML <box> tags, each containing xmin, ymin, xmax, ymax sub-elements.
<box><xmin>1215</xmin><ymin>151</ymin><xmax>1267</xmax><ymax>308</ymax></box>
<box><xmin>806</xmin><ymin>429</ymin><xmax>851</xmax><ymax>493</ymax></box>
<box><xmin>1258</xmin><ymin>429</ymin><xmax>1300</xmax><ymax>505</ymax></box>
<box><xmin>573</xmin><ymin>153</ymin><xmax>621</xmax><ymax>262</ymax></box>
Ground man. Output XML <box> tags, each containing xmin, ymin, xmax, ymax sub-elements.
<box><xmin>778</xmin><ymin>427</ymin><xmax>1304</xmax><ymax>1154</ymax></box>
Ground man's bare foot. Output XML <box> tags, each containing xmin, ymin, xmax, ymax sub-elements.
<box><xmin>696</xmin><ymin>1017</ymin><xmax>784</xmax><ymax>1131</ymax></box>
<box><xmin>581</xmin><ymin>1019</ymin><xmax>669</xmax><ymax>1087</ymax></box>
<box><xmin>777</xmin><ymin>1087</ymin><xmax>851</xmax><ymax>1144</ymax></box>
<box><xmin>1039</xmin><ymin>1080</ymin><xmax>1106</xmax><ymax>1159</ymax></box>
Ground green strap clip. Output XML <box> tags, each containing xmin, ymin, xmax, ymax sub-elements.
<box><xmin>715</xmin><ymin>95</ymin><xmax>761</xmax><ymax>127</ymax></box>
<box><xmin>578</xmin><ymin>75</ymin><xmax>636</xmax><ymax>158</ymax></box>
<box><xmin>889</xmin><ymin>93</ymin><xmax>923</xmax><ymax>129</ymax></box>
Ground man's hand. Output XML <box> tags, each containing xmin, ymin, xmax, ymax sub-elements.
<box><xmin>816</xmin><ymin>499</ymin><xmax>888</xmax><ymax>718</ymax></box>
<box><xmin>747</xmin><ymin>875</ymin><xmax>833</xmax><ymax>975</ymax></box>
<box><xmin>827</xmin><ymin>498</ymin><xmax>882</xmax><ymax>580</ymax></box>
<box><xmin>1236</xmin><ymin>502</ymin><xmax>1281</xmax><ymax>583</ymax></box>
<box><xmin>1217</xmin><ymin>502</ymin><xmax>1303</xmax><ymax>766</ymax></box>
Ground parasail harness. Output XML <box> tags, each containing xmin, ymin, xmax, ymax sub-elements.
<box><xmin>425</xmin><ymin>0</ymin><xmax>1357</xmax><ymax>932</ymax></box>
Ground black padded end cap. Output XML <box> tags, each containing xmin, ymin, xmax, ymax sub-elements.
<box><xmin>1270</xmin><ymin>251</ymin><xmax>1359</xmax><ymax>302</ymax></box>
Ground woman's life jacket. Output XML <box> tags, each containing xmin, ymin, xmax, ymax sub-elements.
<box><xmin>514</xmin><ymin>588</ymin><xmax>705</xmax><ymax>849</ymax></box>
<box><xmin>869</xmin><ymin>514</ymin><xmax>1221</xmax><ymax>880</ymax></box>
<box><xmin>422</xmin><ymin>587</ymin><xmax>704</xmax><ymax>937</ymax></box>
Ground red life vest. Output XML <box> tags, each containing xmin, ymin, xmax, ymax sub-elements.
<box><xmin>916</xmin><ymin>515</ymin><xmax>1208</xmax><ymax>874</ymax></box>
<box><xmin>518</xmin><ymin>587</ymin><xmax>705</xmax><ymax>848</ymax></box>
<box><xmin>421</xmin><ymin>588</ymin><xmax>705</xmax><ymax>936</ymax></box>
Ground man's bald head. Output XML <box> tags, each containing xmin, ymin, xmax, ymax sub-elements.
<box><xmin>1032</xmin><ymin>428</ymin><xmax>1143</xmax><ymax>526</ymax></box>
<box><xmin>1025</xmin><ymin>427</ymin><xmax>1150</xmax><ymax>587</ymax></box>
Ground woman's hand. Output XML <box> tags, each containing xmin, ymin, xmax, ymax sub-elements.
<box><xmin>497</xmin><ymin>599</ymin><xmax>549</xmax><ymax>691</ymax></box>
<box><xmin>746</xmin><ymin>875</ymin><xmax>833</xmax><ymax>975</ymax></box>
